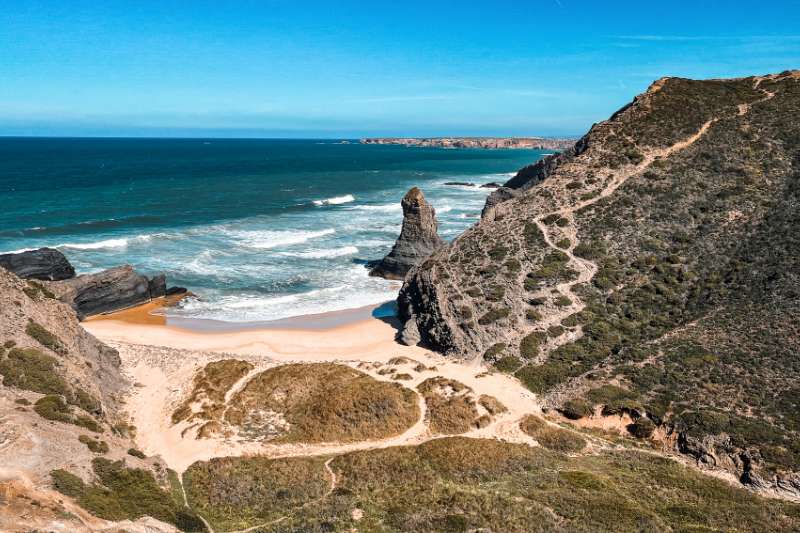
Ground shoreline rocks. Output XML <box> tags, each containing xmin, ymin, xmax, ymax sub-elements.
<box><xmin>0</xmin><ymin>247</ymin><xmax>76</xmax><ymax>281</ymax></box>
<box><xmin>370</xmin><ymin>187</ymin><xmax>444</xmax><ymax>281</ymax></box>
<box><xmin>52</xmin><ymin>266</ymin><xmax>173</xmax><ymax>320</ymax></box>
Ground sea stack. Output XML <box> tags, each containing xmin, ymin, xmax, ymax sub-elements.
<box><xmin>370</xmin><ymin>187</ymin><xmax>444</xmax><ymax>280</ymax></box>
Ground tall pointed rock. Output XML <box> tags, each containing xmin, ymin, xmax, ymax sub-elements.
<box><xmin>370</xmin><ymin>187</ymin><xmax>444</xmax><ymax>280</ymax></box>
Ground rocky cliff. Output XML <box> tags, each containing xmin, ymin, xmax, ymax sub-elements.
<box><xmin>398</xmin><ymin>70</ymin><xmax>800</xmax><ymax>496</ymax></box>
<box><xmin>370</xmin><ymin>187</ymin><xmax>444</xmax><ymax>280</ymax></box>
<box><xmin>0</xmin><ymin>247</ymin><xmax>75</xmax><ymax>281</ymax></box>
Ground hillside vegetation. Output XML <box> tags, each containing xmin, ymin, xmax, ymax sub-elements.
<box><xmin>398</xmin><ymin>71</ymin><xmax>800</xmax><ymax>495</ymax></box>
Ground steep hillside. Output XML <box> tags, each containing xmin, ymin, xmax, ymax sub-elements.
<box><xmin>0</xmin><ymin>267</ymin><xmax>204</xmax><ymax>532</ymax></box>
<box><xmin>398</xmin><ymin>70</ymin><xmax>800</xmax><ymax>496</ymax></box>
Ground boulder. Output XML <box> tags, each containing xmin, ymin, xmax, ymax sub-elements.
<box><xmin>480</xmin><ymin>182</ymin><xmax>502</xmax><ymax>188</ymax></box>
<box><xmin>370</xmin><ymin>187</ymin><xmax>445</xmax><ymax>280</ymax></box>
<box><xmin>398</xmin><ymin>317</ymin><xmax>421</xmax><ymax>346</ymax></box>
<box><xmin>0</xmin><ymin>247</ymin><xmax>75</xmax><ymax>281</ymax></box>
<box><xmin>54</xmin><ymin>265</ymin><xmax>166</xmax><ymax>319</ymax></box>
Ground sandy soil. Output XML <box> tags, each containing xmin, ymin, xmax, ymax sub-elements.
<box><xmin>84</xmin><ymin>311</ymin><xmax>543</xmax><ymax>474</ymax></box>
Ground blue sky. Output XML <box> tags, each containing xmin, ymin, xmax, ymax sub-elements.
<box><xmin>1</xmin><ymin>0</ymin><xmax>799</xmax><ymax>138</ymax></box>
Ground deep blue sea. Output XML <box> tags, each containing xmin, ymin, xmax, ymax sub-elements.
<box><xmin>0</xmin><ymin>138</ymin><xmax>546</xmax><ymax>322</ymax></box>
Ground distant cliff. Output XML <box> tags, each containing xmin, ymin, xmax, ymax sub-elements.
<box><xmin>360</xmin><ymin>137</ymin><xmax>576</xmax><ymax>150</ymax></box>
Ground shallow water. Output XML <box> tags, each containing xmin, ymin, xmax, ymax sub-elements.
<box><xmin>0</xmin><ymin>138</ymin><xmax>545</xmax><ymax>322</ymax></box>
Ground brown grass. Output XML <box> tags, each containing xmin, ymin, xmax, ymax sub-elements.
<box><xmin>417</xmin><ymin>377</ymin><xmax>481</xmax><ymax>434</ymax></box>
<box><xmin>520</xmin><ymin>415</ymin><xmax>587</xmax><ymax>453</ymax></box>
<box><xmin>225</xmin><ymin>363</ymin><xmax>419</xmax><ymax>443</ymax></box>
<box><xmin>171</xmin><ymin>359</ymin><xmax>254</xmax><ymax>424</ymax></box>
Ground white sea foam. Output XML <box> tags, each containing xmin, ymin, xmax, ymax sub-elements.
<box><xmin>54</xmin><ymin>234</ymin><xmax>154</xmax><ymax>251</ymax></box>
<box><xmin>349</xmin><ymin>203</ymin><xmax>402</xmax><ymax>212</ymax></box>
<box><xmin>0</xmin><ymin>247</ymin><xmax>38</xmax><ymax>254</ymax></box>
<box><xmin>313</xmin><ymin>194</ymin><xmax>355</xmax><ymax>206</ymax></box>
<box><xmin>279</xmin><ymin>246</ymin><xmax>359</xmax><ymax>259</ymax></box>
<box><xmin>232</xmin><ymin>228</ymin><xmax>336</xmax><ymax>249</ymax></box>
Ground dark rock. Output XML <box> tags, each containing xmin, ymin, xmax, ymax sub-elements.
<box><xmin>0</xmin><ymin>248</ymin><xmax>75</xmax><ymax>281</ymax></box>
<box><xmin>480</xmin><ymin>182</ymin><xmax>502</xmax><ymax>188</ymax></box>
<box><xmin>54</xmin><ymin>265</ymin><xmax>167</xmax><ymax>319</ymax></box>
<box><xmin>443</xmin><ymin>181</ymin><xmax>475</xmax><ymax>187</ymax></box>
<box><xmin>148</xmin><ymin>274</ymin><xmax>167</xmax><ymax>299</ymax></box>
<box><xmin>166</xmin><ymin>286</ymin><xmax>188</xmax><ymax>296</ymax></box>
<box><xmin>370</xmin><ymin>187</ymin><xmax>445</xmax><ymax>280</ymax></box>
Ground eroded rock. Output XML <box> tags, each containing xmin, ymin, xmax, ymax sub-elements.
<box><xmin>370</xmin><ymin>187</ymin><xmax>444</xmax><ymax>280</ymax></box>
<box><xmin>0</xmin><ymin>248</ymin><xmax>75</xmax><ymax>281</ymax></box>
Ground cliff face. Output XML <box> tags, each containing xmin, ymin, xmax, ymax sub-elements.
<box><xmin>370</xmin><ymin>187</ymin><xmax>444</xmax><ymax>280</ymax></box>
<box><xmin>398</xmin><ymin>71</ymin><xmax>800</xmax><ymax>496</ymax></box>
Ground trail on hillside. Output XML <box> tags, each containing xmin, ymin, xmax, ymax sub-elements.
<box><xmin>519</xmin><ymin>77</ymin><xmax>778</xmax><ymax>370</ymax></box>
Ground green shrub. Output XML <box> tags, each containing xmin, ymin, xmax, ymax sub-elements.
<box><xmin>629</xmin><ymin>417</ymin><xmax>656</xmax><ymax>438</ymax></box>
<box><xmin>55</xmin><ymin>458</ymin><xmax>205</xmax><ymax>532</ymax></box>
<box><xmin>0</xmin><ymin>347</ymin><xmax>69</xmax><ymax>396</ymax></box>
<box><xmin>526</xmin><ymin>309</ymin><xmax>542</xmax><ymax>321</ymax></box>
<box><xmin>548</xmin><ymin>325</ymin><xmax>565</xmax><ymax>337</ymax></box>
<box><xmin>519</xmin><ymin>331</ymin><xmax>546</xmax><ymax>359</ymax></box>
<box><xmin>554</xmin><ymin>295</ymin><xmax>572</xmax><ymax>307</ymax></box>
<box><xmin>562</xmin><ymin>399</ymin><xmax>593</xmax><ymax>420</ymax></box>
<box><xmin>556</xmin><ymin>238</ymin><xmax>571</xmax><ymax>249</ymax></box>
<box><xmin>516</xmin><ymin>361</ymin><xmax>573</xmax><ymax>394</ymax></box>
<box><xmin>51</xmin><ymin>469</ymin><xmax>86</xmax><ymax>498</ymax></box>
<box><xmin>79</xmin><ymin>435</ymin><xmax>109</xmax><ymax>454</ymax></box>
<box><xmin>128</xmin><ymin>448</ymin><xmax>147</xmax><ymax>459</ymax></box>
<box><xmin>26</xmin><ymin>320</ymin><xmax>67</xmax><ymax>355</ymax></box>
<box><xmin>561</xmin><ymin>314</ymin><xmax>580</xmax><ymax>327</ymax></box>
<box><xmin>494</xmin><ymin>356</ymin><xmax>523</xmax><ymax>373</ymax></box>
<box><xmin>483</xmin><ymin>343</ymin><xmax>506</xmax><ymax>361</ymax></box>
<box><xmin>478</xmin><ymin>308</ymin><xmax>510</xmax><ymax>325</ymax></box>
<box><xmin>34</xmin><ymin>395</ymin><xmax>73</xmax><ymax>424</ymax></box>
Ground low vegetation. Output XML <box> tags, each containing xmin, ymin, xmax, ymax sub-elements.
<box><xmin>172</xmin><ymin>359</ymin><xmax>254</xmax><ymax>424</ymax></box>
<box><xmin>185</xmin><ymin>437</ymin><xmax>800</xmax><ymax>532</ymax></box>
<box><xmin>51</xmin><ymin>459</ymin><xmax>205</xmax><ymax>532</ymax></box>
<box><xmin>417</xmin><ymin>377</ymin><xmax>481</xmax><ymax>434</ymax></box>
<box><xmin>226</xmin><ymin>363</ymin><xmax>419</xmax><ymax>443</ymax></box>
<box><xmin>520</xmin><ymin>415</ymin><xmax>586</xmax><ymax>453</ymax></box>
<box><xmin>184</xmin><ymin>455</ymin><xmax>329</xmax><ymax>531</ymax></box>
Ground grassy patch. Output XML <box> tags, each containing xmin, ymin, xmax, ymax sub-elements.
<box><xmin>172</xmin><ymin>359</ymin><xmax>254</xmax><ymax>424</ymax></box>
<box><xmin>78</xmin><ymin>435</ymin><xmax>109</xmax><ymax>454</ymax></box>
<box><xmin>226</xmin><ymin>363</ymin><xmax>419</xmax><ymax>443</ymax></box>
<box><xmin>520</xmin><ymin>415</ymin><xmax>587</xmax><ymax>453</ymax></box>
<box><xmin>184</xmin><ymin>455</ymin><xmax>328</xmax><ymax>531</ymax></box>
<box><xmin>0</xmin><ymin>347</ymin><xmax>69</xmax><ymax>396</ymax></box>
<box><xmin>478</xmin><ymin>307</ymin><xmax>510</xmax><ymax>325</ymax></box>
<box><xmin>217</xmin><ymin>436</ymin><xmax>800</xmax><ymax>532</ymax></box>
<box><xmin>418</xmin><ymin>377</ymin><xmax>479</xmax><ymax>434</ymax></box>
<box><xmin>26</xmin><ymin>320</ymin><xmax>67</xmax><ymax>355</ymax></box>
<box><xmin>34</xmin><ymin>395</ymin><xmax>102</xmax><ymax>432</ymax></box>
<box><xmin>51</xmin><ymin>459</ymin><xmax>205</xmax><ymax>532</ymax></box>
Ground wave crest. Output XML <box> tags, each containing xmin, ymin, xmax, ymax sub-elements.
<box><xmin>313</xmin><ymin>194</ymin><xmax>355</xmax><ymax>206</ymax></box>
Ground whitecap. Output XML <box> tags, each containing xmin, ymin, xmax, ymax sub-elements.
<box><xmin>313</xmin><ymin>194</ymin><xmax>355</xmax><ymax>206</ymax></box>
<box><xmin>348</xmin><ymin>203</ymin><xmax>402</xmax><ymax>213</ymax></box>
<box><xmin>233</xmin><ymin>228</ymin><xmax>336</xmax><ymax>249</ymax></box>
<box><xmin>278</xmin><ymin>246</ymin><xmax>358</xmax><ymax>259</ymax></box>
<box><xmin>56</xmin><ymin>235</ymin><xmax>152</xmax><ymax>251</ymax></box>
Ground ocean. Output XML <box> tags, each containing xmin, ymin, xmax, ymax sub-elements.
<box><xmin>0</xmin><ymin>137</ymin><xmax>546</xmax><ymax>323</ymax></box>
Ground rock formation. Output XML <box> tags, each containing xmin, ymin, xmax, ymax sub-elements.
<box><xmin>398</xmin><ymin>70</ymin><xmax>800</xmax><ymax>497</ymax></box>
<box><xmin>53</xmin><ymin>265</ymin><xmax>167</xmax><ymax>319</ymax></box>
<box><xmin>0</xmin><ymin>247</ymin><xmax>75</xmax><ymax>281</ymax></box>
<box><xmin>370</xmin><ymin>187</ymin><xmax>444</xmax><ymax>280</ymax></box>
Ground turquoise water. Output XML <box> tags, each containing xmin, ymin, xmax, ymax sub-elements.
<box><xmin>0</xmin><ymin>138</ymin><xmax>546</xmax><ymax>322</ymax></box>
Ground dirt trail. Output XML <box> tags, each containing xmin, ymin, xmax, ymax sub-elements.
<box><xmin>526</xmin><ymin>77</ymin><xmax>779</xmax><ymax>360</ymax></box>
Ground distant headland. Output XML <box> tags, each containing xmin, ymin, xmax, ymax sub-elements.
<box><xmin>360</xmin><ymin>136</ymin><xmax>576</xmax><ymax>150</ymax></box>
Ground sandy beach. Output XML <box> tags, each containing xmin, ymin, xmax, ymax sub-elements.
<box><xmin>82</xmin><ymin>301</ymin><xmax>544</xmax><ymax>474</ymax></box>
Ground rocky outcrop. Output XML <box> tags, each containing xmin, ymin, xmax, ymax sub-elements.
<box><xmin>370</xmin><ymin>187</ymin><xmax>444</xmax><ymax>280</ymax></box>
<box><xmin>53</xmin><ymin>265</ymin><xmax>166</xmax><ymax>319</ymax></box>
<box><xmin>0</xmin><ymin>248</ymin><xmax>75</xmax><ymax>281</ymax></box>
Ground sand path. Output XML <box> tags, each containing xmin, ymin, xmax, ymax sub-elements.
<box><xmin>84</xmin><ymin>316</ymin><xmax>544</xmax><ymax>477</ymax></box>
